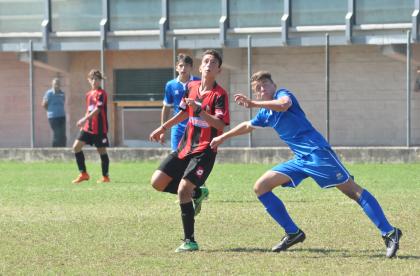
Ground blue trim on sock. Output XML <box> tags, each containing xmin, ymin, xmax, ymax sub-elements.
<box><xmin>358</xmin><ymin>189</ymin><xmax>394</xmax><ymax>235</ymax></box>
<box><xmin>258</xmin><ymin>191</ymin><xmax>299</xmax><ymax>234</ymax></box>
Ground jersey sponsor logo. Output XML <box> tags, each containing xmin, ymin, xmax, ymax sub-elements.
<box><xmin>175</xmin><ymin>90</ymin><xmax>179</xmax><ymax>95</ymax></box>
<box><xmin>336</xmin><ymin>172</ymin><xmax>343</xmax><ymax>180</ymax></box>
<box><xmin>195</xmin><ymin>166</ymin><xmax>204</xmax><ymax>178</ymax></box>
<box><xmin>190</xmin><ymin>117</ymin><xmax>209</xmax><ymax>128</ymax></box>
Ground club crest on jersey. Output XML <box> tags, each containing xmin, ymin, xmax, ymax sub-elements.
<box><xmin>195</xmin><ymin>166</ymin><xmax>204</xmax><ymax>178</ymax></box>
<box><xmin>102</xmin><ymin>138</ymin><xmax>107</xmax><ymax>143</ymax></box>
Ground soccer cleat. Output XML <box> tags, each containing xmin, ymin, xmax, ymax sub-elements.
<box><xmin>175</xmin><ymin>239</ymin><xmax>199</xmax><ymax>252</ymax></box>
<box><xmin>193</xmin><ymin>186</ymin><xmax>209</xmax><ymax>216</ymax></box>
<box><xmin>72</xmin><ymin>172</ymin><xmax>90</xmax><ymax>184</ymax></box>
<box><xmin>383</xmin><ymin>228</ymin><xmax>402</xmax><ymax>258</ymax></box>
<box><xmin>272</xmin><ymin>229</ymin><xmax>306</xmax><ymax>252</ymax></box>
<box><xmin>97</xmin><ymin>176</ymin><xmax>111</xmax><ymax>183</ymax></box>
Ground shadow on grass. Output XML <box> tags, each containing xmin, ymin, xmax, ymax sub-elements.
<box><xmin>208</xmin><ymin>247</ymin><xmax>420</xmax><ymax>259</ymax></box>
<box><xmin>207</xmin><ymin>247</ymin><xmax>271</xmax><ymax>253</ymax></box>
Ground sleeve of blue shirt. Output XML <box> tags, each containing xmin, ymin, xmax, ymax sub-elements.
<box><xmin>43</xmin><ymin>90</ymin><xmax>51</xmax><ymax>102</ymax></box>
<box><xmin>250</xmin><ymin>110</ymin><xmax>269</xmax><ymax>128</ymax></box>
<box><xmin>163</xmin><ymin>82</ymin><xmax>173</xmax><ymax>106</ymax></box>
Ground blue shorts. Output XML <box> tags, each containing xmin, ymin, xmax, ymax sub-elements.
<box><xmin>272</xmin><ymin>147</ymin><xmax>350</xmax><ymax>189</ymax></box>
<box><xmin>170</xmin><ymin>125</ymin><xmax>186</xmax><ymax>151</ymax></box>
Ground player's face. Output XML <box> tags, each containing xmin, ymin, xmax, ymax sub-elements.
<box><xmin>53</xmin><ymin>80</ymin><xmax>60</xmax><ymax>91</ymax></box>
<box><xmin>252</xmin><ymin>79</ymin><xmax>276</xmax><ymax>100</ymax></box>
<box><xmin>176</xmin><ymin>61</ymin><xmax>192</xmax><ymax>78</ymax></box>
<box><xmin>199</xmin><ymin>54</ymin><xmax>221</xmax><ymax>78</ymax></box>
<box><xmin>88</xmin><ymin>77</ymin><xmax>101</xmax><ymax>89</ymax></box>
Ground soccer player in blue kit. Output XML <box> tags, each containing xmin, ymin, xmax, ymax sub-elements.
<box><xmin>161</xmin><ymin>53</ymin><xmax>200</xmax><ymax>151</ymax></box>
<box><xmin>210</xmin><ymin>71</ymin><xmax>402</xmax><ymax>258</ymax></box>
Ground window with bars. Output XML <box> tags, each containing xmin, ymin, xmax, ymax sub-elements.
<box><xmin>114</xmin><ymin>68</ymin><xmax>173</xmax><ymax>101</ymax></box>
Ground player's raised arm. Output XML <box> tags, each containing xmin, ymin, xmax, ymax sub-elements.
<box><xmin>234</xmin><ymin>93</ymin><xmax>291</xmax><ymax>112</ymax></box>
<box><xmin>210</xmin><ymin>121</ymin><xmax>254</xmax><ymax>149</ymax></box>
<box><xmin>185</xmin><ymin>97</ymin><xmax>226</xmax><ymax>130</ymax></box>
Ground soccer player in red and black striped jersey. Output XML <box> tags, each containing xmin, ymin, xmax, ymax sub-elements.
<box><xmin>150</xmin><ymin>49</ymin><xmax>230</xmax><ymax>252</ymax></box>
<box><xmin>72</xmin><ymin>69</ymin><xmax>111</xmax><ymax>184</ymax></box>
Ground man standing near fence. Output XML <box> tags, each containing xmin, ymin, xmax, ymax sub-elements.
<box><xmin>42</xmin><ymin>78</ymin><xmax>67</xmax><ymax>147</ymax></box>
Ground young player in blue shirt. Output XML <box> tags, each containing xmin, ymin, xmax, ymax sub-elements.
<box><xmin>210</xmin><ymin>71</ymin><xmax>402</xmax><ymax>258</ymax></box>
<box><xmin>161</xmin><ymin>53</ymin><xmax>200</xmax><ymax>151</ymax></box>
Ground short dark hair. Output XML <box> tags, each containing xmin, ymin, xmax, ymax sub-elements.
<box><xmin>88</xmin><ymin>69</ymin><xmax>105</xmax><ymax>80</ymax></box>
<box><xmin>176</xmin><ymin>53</ymin><xmax>193</xmax><ymax>66</ymax></box>
<box><xmin>202</xmin><ymin>49</ymin><xmax>222</xmax><ymax>67</ymax></box>
<box><xmin>251</xmin><ymin>71</ymin><xmax>273</xmax><ymax>83</ymax></box>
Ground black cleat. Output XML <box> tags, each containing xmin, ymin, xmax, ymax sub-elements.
<box><xmin>383</xmin><ymin>228</ymin><xmax>402</xmax><ymax>258</ymax></box>
<box><xmin>272</xmin><ymin>229</ymin><xmax>306</xmax><ymax>252</ymax></box>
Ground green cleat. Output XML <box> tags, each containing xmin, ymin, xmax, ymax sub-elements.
<box><xmin>175</xmin><ymin>239</ymin><xmax>199</xmax><ymax>252</ymax></box>
<box><xmin>193</xmin><ymin>186</ymin><xmax>209</xmax><ymax>216</ymax></box>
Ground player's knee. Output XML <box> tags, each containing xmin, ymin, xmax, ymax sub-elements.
<box><xmin>253</xmin><ymin>181</ymin><xmax>267</xmax><ymax>196</ymax></box>
<box><xmin>150</xmin><ymin>172</ymin><xmax>165</xmax><ymax>191</ymax></box>
<box><xmin>72</xmin><ymin>145</ymin><xmax>80</xmax><ymax>153</ymax></box>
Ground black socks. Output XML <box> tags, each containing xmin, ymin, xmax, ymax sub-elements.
<box><xmin>100</xmin><ymin>153</ymin><xmax>109</xmax><ymax>176</ymax></box>
<box><xmin>75</xmin><ymin>151</ymin><xmax>86</xmax><ymax>172</ymax></box>
<box><xmin>180</xmin><ymin>202</ymin><xmax>195</xmax><ymax>241</ymax></box>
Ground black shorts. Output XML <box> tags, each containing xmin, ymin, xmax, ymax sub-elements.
<box><xmin>77</xmin><ymin>130</ymin><xmax>109</xmax><ymax>148</ymax></box>
<box><xmin>158</xmin><ymin>147</ymin><xmax>216</xmax><ymax>189</ymax></box>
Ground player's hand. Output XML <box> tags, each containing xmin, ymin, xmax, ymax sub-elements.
<box><xmin>159</xmin><ymin>132</ymin><xmax>166</xmax><ymax>144</ymax></box>
<box><xmin>210</xmin><ymin>136</ymin><xmax>224</xmax><ymax>149</ymax></box>
<box><xmin>185</xmin><ymin>98</ymin><xmax>200</xmax><ymax>112</ymax></box>
<box><xmin>149</xmin><ymin>126</ymin><xmax>165</xmax><ymax>143</ymax></box>
<box><xmin>76</xmin><ymin>118</ymin><xmax>85</xmax><ymax>128</ymax></box>
<box><xmin>234</xmin><ymin>94</ymin><xmax>253</xmax><ymax>108</ymax></box>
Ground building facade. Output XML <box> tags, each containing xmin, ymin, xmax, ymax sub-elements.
<box><xmin>1</xmin><ymin>0</ymin><xmax>420</xmax><ymax>147</ymax></box>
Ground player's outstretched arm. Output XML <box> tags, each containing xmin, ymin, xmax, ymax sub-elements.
<box><xmin>210</xmin><ymin>121</ymin><xmax>254</xmax><ymax>149</ymax></box>
<box><xmin>149</xmin><ymin>111</ymin><xmax>188</xmax><ymax>143</ymax></box>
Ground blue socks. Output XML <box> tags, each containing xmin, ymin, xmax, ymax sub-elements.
<box><xmin>258</xmin><ymin>190</ymin><xmax>393</xmax><ymax>236</ymax></box>
<box><xmin>358</xmin><ymin>190</ymin><xmax>394</xmax><ymax>235</ymax></box>
<box><xmin>258</xmin><ymin>191</ymin><xmax>299</xmax><ymax>234</ymax></box>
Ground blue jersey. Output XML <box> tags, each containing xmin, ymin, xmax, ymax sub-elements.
<box><xmin>163</xmin><ymin>75</ymin><xmax>200</xmax><ymax>128</ymax></box>
<box><xmin>43</xmin><ymin>89</ymin><xmax>66</xmax><ymax>119</ymax></box>
<box><xmin>250</xmin><ymin>89</ymin><xmax>330</xmax><ymax>157</ymax></box>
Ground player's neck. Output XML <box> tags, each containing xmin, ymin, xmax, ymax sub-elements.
<box><xmin>200</xmin><ymin>77</ymin><xmax>216</xmax><ymax>92</ymax></box>
<box><xmin>178</xmin><ymin>74</ymin><xmax>190</xmax><ymax>83</ymax></box>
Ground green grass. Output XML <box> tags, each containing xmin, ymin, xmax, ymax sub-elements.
<box><xmin>0</xmin><ymin>161</ymin><xmax>419</xmax><ymax>275</ymax></box>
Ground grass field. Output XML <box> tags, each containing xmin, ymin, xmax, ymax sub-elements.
<box><xmin>0</xmin><ymin>161</ymin><xmax>419</xmax><ymax>275</ymax></box>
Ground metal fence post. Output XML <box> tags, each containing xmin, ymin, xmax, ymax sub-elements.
<box><xmin>29</xmin><ymin>40</ymin><xmax>35</xmax><ymax>148</ymax></box>
<box><xmin>325</xmin><ymin>33</ymin><xmax>330</xmax><ymax>143</ymax></box>
<box><xmin>247</xmin><ymin>35</ymin><xmax>253</xmax><ymax>147</ymax></box>
<box><xmin>406</xmin><ymin>30</ymin><xmax>412</xmax><ymax>147</ymax></box>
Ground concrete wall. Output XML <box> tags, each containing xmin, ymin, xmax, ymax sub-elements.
<box><xmin>1</xmin><ymin>147</ymin><xmax>419</xmax><ymax>164</ymax></box>
<box><xmin>1</xmin><ymin>45</ymin><xmax>419</xmax><ymax>148</ymax></box>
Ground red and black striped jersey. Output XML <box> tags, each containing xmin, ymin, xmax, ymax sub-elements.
<box><xmin>177</xmin><ymin>80</ymin><xmax>230</xmax><ymax>159</ymax></box>
<box><xmin>82</xmin><ymin>89</ymin><xmax>108</xmax><ymax>135</ymax></box>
